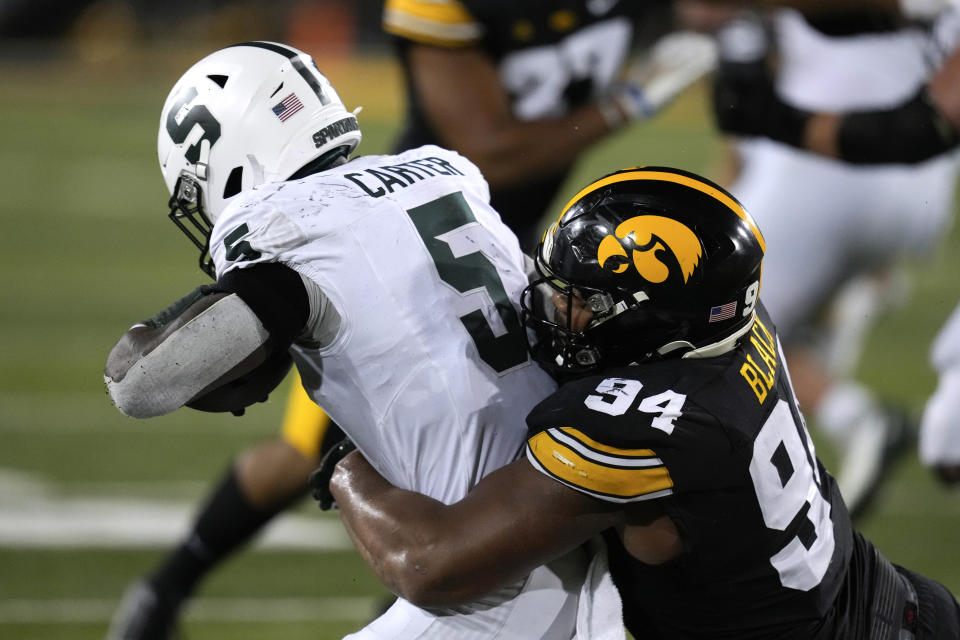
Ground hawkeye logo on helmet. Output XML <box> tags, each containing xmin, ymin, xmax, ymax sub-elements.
<box><xmin>597</xmin><ymin>215</ymin><xmax>702</xmax><ymax>284</ymax></box>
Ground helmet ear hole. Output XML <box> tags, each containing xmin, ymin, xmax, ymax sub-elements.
<box><xmin>222</xmin><ymin>166</ymin><xmax>243</xmax><ymax>199</ymax></box>
<box><xmin>207</xmin><ymin>74</ymin><xmax>228</xmax><ymax>88</ymax></box>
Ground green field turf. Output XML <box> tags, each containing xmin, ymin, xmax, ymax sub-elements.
<box><xmin>1</xmin><ymin>51</ymin><xmax>958</xmax><ymax>639</ymax></box>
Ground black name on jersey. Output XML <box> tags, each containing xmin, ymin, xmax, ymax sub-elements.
<box><xmin>739</xmin><ymin>316</ymin><xmax>778</xmax><ymax>404</ymax></box>
<box><xmin>344</xmin><ymin>157</ymin><xmax>466</xmax><ymax>198</ymax></box>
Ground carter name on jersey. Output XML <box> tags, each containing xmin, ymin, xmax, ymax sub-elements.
<box><xmin>345</xmin><ymin>156</ymin><xmax>467</xmax><ymax>198</ymax></box>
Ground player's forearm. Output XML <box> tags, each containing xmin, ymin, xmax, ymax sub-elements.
<box><xmin>330</xmin><ymin>453</ymin><xmax>488</xmax><ymax>606</ymax></box>
<box><xmin>800</xmin><ymin>88</ymin><xmax>960</xmax><ymax>164</ymax></box>
<box><xmin>406</xmin><ymin>43</ymin><xmax>617</xmax><ymax>189</ymax></box>
<box><xmin>452</xmin><ymin>108</ymin><xmax>613</xmax><ymax>189</ymax></box>
<box><xmin>331</xmin><ymin>454</ymin><xmax>621</xmax><ymax>608</ymax></box>
<box><xmin>803</xmin><ymin>113</ymin><xmax>843</xmax><ymax>159</ymax></box>
<box><xmin>715</xmin><ymin>38</ymin><xmax>960</xmax><ymax>164</ymax></box>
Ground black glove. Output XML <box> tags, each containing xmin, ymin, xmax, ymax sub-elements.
<box><xmin>934</xmin><ymin>464</ymin><xmax>960</xmax><ymax>488</ymax></box>
<box><xmin>309</xmin><ymin>437</ymin><xmax>357</xmax><ymax>511</ymax></box>
<box><xmin>711</xmin><ymin>14</ymin><xmax>809</xmax><ymax>149</ymax></box>
<box><xmin>712</xmin><ymin>61</ymin><xmax>810</xmax><ymax>149</ymax></box>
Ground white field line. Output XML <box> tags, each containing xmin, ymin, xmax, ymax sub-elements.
<box><xmin>0</xmin><ymin>596</ymin><xmax>381</xmax><ymax>623</ymax></box>
<box><xmin>0</xmin><ymin>468</ymin><xmax>351</xmax><ymax>549</ymax></box>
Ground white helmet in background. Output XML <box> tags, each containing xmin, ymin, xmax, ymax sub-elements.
<box><xmin>158</xmin><ymin>41</ymin><xmax>362</xmax><ymax>277</ymax></box>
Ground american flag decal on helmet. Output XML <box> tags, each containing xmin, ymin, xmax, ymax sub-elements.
<box><xmin>709</xmin><ymin>301</ymin><xmax>737</xmax><ymax>322</ymax></box>
<box><xmin>272</xmin><ymin>93</ymin><xmax>304</xmax><ymax>122</ymax></box>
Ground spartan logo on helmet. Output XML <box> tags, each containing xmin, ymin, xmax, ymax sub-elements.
<box><xmin>164</xmin><ymin>86</ymin><xmax>222</xmax><ymax>166</ymax></box>
<box><xmin>596</xmin><ymin>215</ymin><xmax>702</xmax><ymax>285</ymax></box>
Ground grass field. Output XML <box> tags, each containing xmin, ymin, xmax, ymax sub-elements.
<box><xmin>1</xmin><ymin>48</ymin><xmax>958</xmax><ymax>640</ymax></box>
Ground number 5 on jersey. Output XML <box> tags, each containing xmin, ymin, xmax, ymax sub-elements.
<box><xmin>406</xmin><ymin>192</ymin><xmax>528</xmax><ymax>374</ymax></box>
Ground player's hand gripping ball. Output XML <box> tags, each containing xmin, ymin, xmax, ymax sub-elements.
<box><xmin>186</xmin><ymin>349</ymin><xmax>293</xmax><ymax>416</ymax></box>
<box><xmin>309</xmin><ymin>437</ymin><xmax>358</xmax><ymax>510</ymax></box>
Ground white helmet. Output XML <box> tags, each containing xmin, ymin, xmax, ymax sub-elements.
<box><xmin>158</xmin><ymin>41</ymin><xmax>362</xmax><ymax>277</ymax></box>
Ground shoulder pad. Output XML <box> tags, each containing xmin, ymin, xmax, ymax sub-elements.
<box><xmin>526</xmin><ymin>425</ymin><xmax>674</xmax><ymax>503</ymax></box>
<box><xmin>383</xmin><ymin>0</ymin><xmax>482</xmax><ymax>48</ymax></box>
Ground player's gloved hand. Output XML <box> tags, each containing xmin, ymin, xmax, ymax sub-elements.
<box><xmin>934</xmin><ymin>464</ymin><xmax>960</xmax><ymax>487</ymax></box>
<box><xmin>602</xmin><ymin>31</ymin><xmax>717</xmax><ymax>127</ymax></box>
<box><xmin>899</xmin><ymin>0</ymin><xmax>959</xmax><ymax>21</ymax></box>
<box><xmin>309</xmin><ymin>437</ymin><xmax>357</xmax><ymax>511</ymax></box>
<box><xmin>711</xmin><ymin>15</ymin><xmax>810</xmax><ymax>149</ymax></box>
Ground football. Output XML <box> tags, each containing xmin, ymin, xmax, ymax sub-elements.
<box><xmin>186</xmin><ymin>349</ymin><xmax>294</xmax><ymax>416</ymax></box>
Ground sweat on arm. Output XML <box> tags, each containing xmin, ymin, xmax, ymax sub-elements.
<box><xmin>328</xmin><ymin>452</ymin><xmax>626</xmax><ymax>608</ymax></box>
<box><xmin>104</xmin><ymin>263</ymin><xmax>309</xmax><ymax>418</ymax></box>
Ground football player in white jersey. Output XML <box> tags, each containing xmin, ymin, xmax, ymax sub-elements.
<box><xmin>709</xmin><ymin>5</ymin><xmax>960</xmax><ymax>518</ymax></box>
<box><xmin>103</xmin><ymin>42</ymin><xmax>604</xmax><ymax>639</ymax></box>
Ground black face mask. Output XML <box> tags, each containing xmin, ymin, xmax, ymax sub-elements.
<box><xmin>167</xmin><ymin>174</ymin><xmax>215</xmax><ymax>279</ymax></box>
<box><xmin>520</xmin><ymin>278</ymin><xmax>606</xmax><ymax>378</ymax></box>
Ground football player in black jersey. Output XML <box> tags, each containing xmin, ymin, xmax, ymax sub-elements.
<box><xmin>384</xmin><ymin>0</ymin><xmax>717</xmax><ymax>252</ymax></box>
<box><xmin>324</xmin><ymin>167</ymin><xmax>960</xmax><ymax>639</ymax></box>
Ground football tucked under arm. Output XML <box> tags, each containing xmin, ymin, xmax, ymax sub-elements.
<box><xmin>104</xmin><ymin>290</ymin><xmax>274</xmax><ymax>418</ymax></box>
<box><xmin>104</xmin><ymin>263</ymin><xmax>311</xmax><ymax>418</ymax></box>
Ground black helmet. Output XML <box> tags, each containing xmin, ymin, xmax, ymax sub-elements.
<box><xmin>521</xmin><ymin>166</ymin><xmax>765</xmax><ymax>374</ymax></box>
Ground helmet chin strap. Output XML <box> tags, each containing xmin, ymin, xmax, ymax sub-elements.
<box><xmin>656</xmin><ymin>340</ymin><xmax>695</xmax><ymax>357</ymax></box>
<box><xmin>681</xmin><ymin>313</ymin><xmax>756</xmax><ymax>359</ymax></box>
<box><xmin>195</xmin><ymin>139</ymin><xmax>211</xmax><ymax>180</ymax></box>
<box><xmin>247</xmin><ymin>154</ymin><xmax>265</xmax><ymax>186</ymax></box>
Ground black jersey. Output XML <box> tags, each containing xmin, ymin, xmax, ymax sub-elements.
<box><xmin>525</xmin><ymin>306</ymin><xmax>873</xmax><ymax>638</ymax></box>
<box><xmin>383</xmin><ymin>0</ymin><xmax>669</xmax><ymax>248</ymax></box>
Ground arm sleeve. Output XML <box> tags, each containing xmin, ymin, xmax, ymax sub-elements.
<box><xmin>213</xmin><ymin>262</ymin><xmax>310</xmax><ymax>349</ymax></box>
<box><xmin>526</xmin><ymin>426</ymin><xmax>675</xmax><ymax>504</ymax></box>
<box><xmin>837</xmin><ymin>88</ymin><xmax>960</xmax><ymax>164</ymax></box>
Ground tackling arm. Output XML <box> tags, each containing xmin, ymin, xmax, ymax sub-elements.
<box><xmin>328</xmin><ymin>452</ymin><xmax>625</xmax><ymax>608</ymax></box>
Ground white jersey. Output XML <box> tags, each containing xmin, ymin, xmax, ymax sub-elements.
<box><xmin>208</xmin><ymin>146</ymin><xmax>594</xmax><ymax>640</ymax></box>
<box><xmin>210</xmin><ymin>145</ymin><xmax>556</xmax><ymax>502</ymax></box>
<box><xmin>774</xmin><ymin>8</ymin><xmax>960</xmax><ymax>111</ymax></box>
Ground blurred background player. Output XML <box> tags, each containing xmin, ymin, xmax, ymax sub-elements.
<box><xmin>708</xmin><ymin>9</ymin><xmax>960</xmax><ymax>490</ymax></box>
<box><xmin>707</xmin><ymin>3</ymin><xmax>960</xmax><ymax>518</ymax></box>
<box><xmin>383</xmin><ymin>0</ymin><xmax>717</xmax><ymax>251</ymax></box>
<box><xmin>921</xmin><ymin>302</ymin><xmax>960</xmax><ymax>485</ymax></box>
